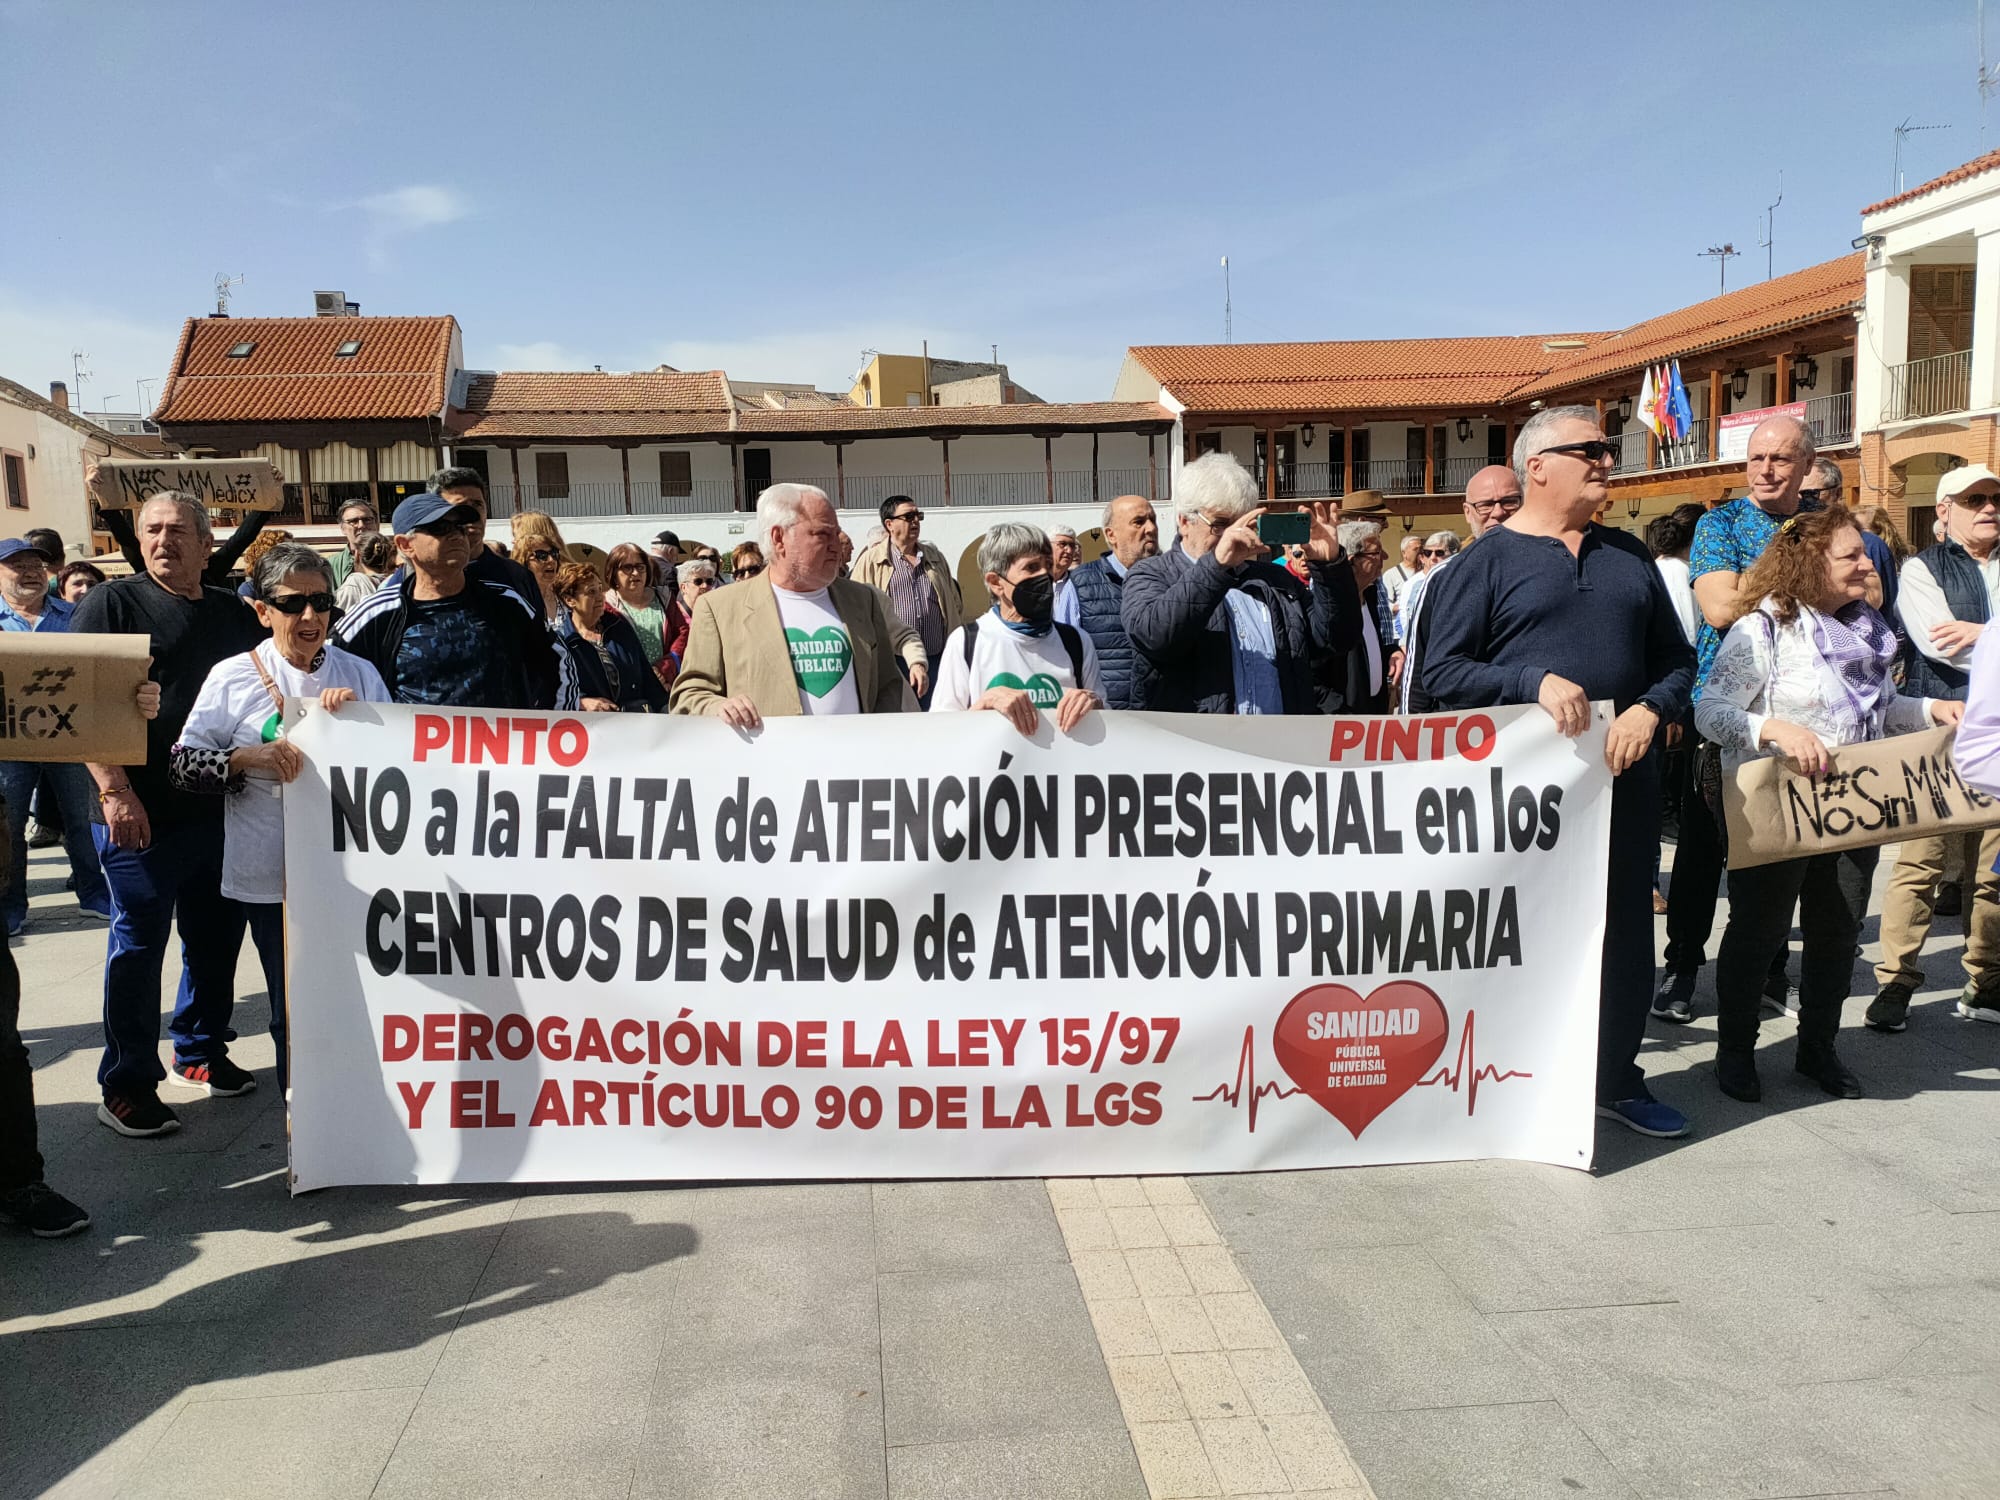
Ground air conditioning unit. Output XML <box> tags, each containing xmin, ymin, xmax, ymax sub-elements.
<box><xmin>313</xmin><ymin>291</ymin><xmax>353</xmax><ymax>317</ymax></box>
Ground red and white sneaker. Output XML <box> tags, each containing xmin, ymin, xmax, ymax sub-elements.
<box><xmin>168</xmin><ymin>1057</ymin><xmax>258</xmax><ymax>1097</ymax></box>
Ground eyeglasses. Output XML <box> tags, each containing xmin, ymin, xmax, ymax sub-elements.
<box><xmin>1952</xmin><ymin>494</ymin><xmax>2000</xmax><ymax>510</ymax></box>
<box><xmin>527</xmin><ymin>548</ymin><xmax>561</xmax><ymax>563</ymax></box>
<box><xmin>264</xmin><ymin>591</ymin><xmax>336</xmax><ymax>616</ymax></box>
<box><xmin>616</xmin><ymin>562</ymin><xmax>651</xmax><ymax>574</ymax></box>
<box><xmin>735</xmin><ymin>564</ymin><xmax>764</xmax><ymax>577</ymax></box>
<box><xmin>1467</xmin><ymin>495</ymin><xmax>1524</xmax><ymax>514</ymax></box>
<box><xmin>890</xmin><ymin>510</ymin><xmax>924</xmax><ymax>523</ymax></box>
<box><xmin>1535</xmin><ymin>440</ymin><xmax>1619</xmax><ymax>464</ymax></box>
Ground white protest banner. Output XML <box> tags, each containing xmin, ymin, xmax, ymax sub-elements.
<box><xmin>282</xmin><ymin>705</ymin><xmax>1611</xmax><ymax>1191</ymax></box>
<box><xmin>1722</xmin><ymin>725</ymin><xmax>2000</xmax><ymax>868</ymax></box>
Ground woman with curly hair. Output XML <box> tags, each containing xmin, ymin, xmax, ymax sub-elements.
<box><xmin>510</xmin><ymin>511</ymin><xmax>569</xmax><ymax>622</ymax></box>
<box><xmin>1695</xmin><ymin>507</ymin><xmax>1961</xmax><ymax>1103</ymax></box>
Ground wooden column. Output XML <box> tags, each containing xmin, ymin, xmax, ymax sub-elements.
<box><xmin>730</xmin><ymin>443</ymin><xmax>743</xmax><ymax>512</ymax></box>
<box><xmin>835</xmin><ymin>443</ymin><xmax>846</xmax><ymax>508</ymax></box>
<box><xmin>1264</xmin><ymin>426</ymin><xmax>1278</xmax><ymax>499</ymax></box>
<box><xmin>1091</xmin><ymin>432</ymin><xmax>1100</xmax><ymax>505</ymax></box>
<box><xmin>298</xmin><ymin>448</ymin><xmax>316</xmax><ymax>523</ymax></box>
<box><xmin>942</xmin><ymin>437</ymin><xmax>952</xmax><ymax>507</ymax></box>
<box><xmin>1775</xmin><ymin>352</ymin><xmax>1793</xmax><ymax>405</ymax></box>
<box><xmin>365</xmin><ymin>445</ymin><xmax>381</xmax><ymax>510</ymax></box>
<box><xmin>1044</xmin><ymin>436</ymin><xmax>1054</xmax><ymax>504</ymax></box>
<box><xmin>1707</xmin><ymin>369</ymin><xmax>1723</xmax><ymax>462</ymax></box>
<box><xmin>1593</xmin><ymin>398</ymin><xmax>1605</xmax><ymax>426</ymax></box>
<box><xmin>619</xmin><ymin>445</ymin><xmax>633</xmax><ymax>515</ymax></box>
<box><xmin>509</xmin><ymin>447</ymin><xmax>524</xmax><ymax>513</ymax></box>
<box><xmin>1341</xmin><ymin>425</ymin><xmax>1353</xmax><ymax>495</ymax></box>
<box><xmin>1422</xmin><ymin>422</ymin><xmax>1435</xmax><ymax>495</ymax></box>
<box><xmin>1646</xmin><ymin>429</ymin><xmax>1659</xmax><ymax>472</ymax></box>
<box><xmin>1146</xmin><ymin>434</ymin><xmax>1157</xmax><ymax>501</ymax></box>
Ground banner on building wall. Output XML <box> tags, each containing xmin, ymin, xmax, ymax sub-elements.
<box><xmin>1716</xmin><ymin>401</ymin><xmax>1808</xmax><ymax>465</ymax></box>
<box><xmin>1723</xmin><ymin>726</ymin><xmax>2000</xmax><ymax>868</ymax></box>
<box><xmin>282</xmin><ymin>704</ymin><xmax>1613</xmax><ymax>1192</ymax></box>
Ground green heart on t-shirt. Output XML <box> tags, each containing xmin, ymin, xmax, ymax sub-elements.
<box><xmin>786</xmin><ymin>626</ymin><xmax>853</xmax><ymax>697</ymax></box>
<box><xmin>989</xmin><ymin>671</ymin><xmax>1061</xmax><ymax>707</ymax></box>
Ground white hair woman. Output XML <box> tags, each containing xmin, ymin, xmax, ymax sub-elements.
<box><xmin>170</xmin><ymin>542</ymin><xmax>391</xmax><ymax>1094</ymax></box>
<box><xmin>664</xmin><ymin>556</ymin><xmax>720</xmax><ymax>669</ymax></box>
<box><xmin>930</xmin><ymin>521</ymin><xmax>1104</xmax><ymax>735</ymax></box>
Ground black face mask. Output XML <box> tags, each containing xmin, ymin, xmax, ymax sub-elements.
<box><xmin>1009</xmin><ymin>573</ymin><xmax>1056</xmax><ymax>623</ymax></box>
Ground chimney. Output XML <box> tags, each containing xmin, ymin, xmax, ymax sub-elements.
<box><xmin>48</xmin><ymin>381</ymin><xmax>68</xmax><ymax>411</ymax></box>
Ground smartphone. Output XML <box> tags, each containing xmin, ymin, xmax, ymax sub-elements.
<box><xmin>1256</xmin><ymin>511</ymin><xmax>1311</xmax><ymax>547</ymax></box>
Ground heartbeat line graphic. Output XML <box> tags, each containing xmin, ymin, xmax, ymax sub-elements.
<box><xmin>1190</xmin><ymin>1025</ymin><xmax>1300</xmax><ymax>1134</ymax></box>
<box><xmin>1415</xmin><ymin>1010</ymin><xmax>1531</xmax><ymax>1115</ymax></box>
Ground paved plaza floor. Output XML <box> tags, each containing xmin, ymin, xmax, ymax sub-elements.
<box><xmin>2</xmin><ymin>838</ymin><xmax>1996</xmax><ymax>1499</ymax></box>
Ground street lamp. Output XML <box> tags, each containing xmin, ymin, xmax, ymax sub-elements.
<box><xmin>1454</xmin><ymin>417</ymin><xmax>1472</xmax><ymax>443</ymax></box>
<box><xmin>1730</xmin><ymin>368</ymin><xmax>1750</xmax><ymax>402</ymax></box>
<box><xmin>1794</xmin><ymin>356</ymin><xmax>1818</xmax><ymax>392</ymax></box>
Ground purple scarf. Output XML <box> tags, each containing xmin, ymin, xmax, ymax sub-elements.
<box><xmin>1803</xmin><ymin>600</ymin><xmax>1898</xmax><ymax>742</ymax></box>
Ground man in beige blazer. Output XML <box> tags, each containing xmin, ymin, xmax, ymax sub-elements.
<box><xmin>670</xmin><ymin>484</ymin><xmax>915</xmax><ymax>725</ymax></box>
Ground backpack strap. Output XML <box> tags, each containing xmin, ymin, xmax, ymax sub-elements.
<box><xmin>961</xmin><ymin>618</ymin><xmax>979</xmax><ymax>670</ymax></box>
<box><xmin>1055</xmin><ymin>622</ymin><xmax>1085</xmax><ymax>686</ymax></box>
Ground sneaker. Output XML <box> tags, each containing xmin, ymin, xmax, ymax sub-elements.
<box><xmin>1956</xmin><ymin>986</ymin><xmax>2000</xmax><ymax>1025</ymax></box>
<box><xmin>1935</xmin><ymin>881</ymin><xmax>1963</xmax><ymax>917</ymax></box>
<box><xmin>1761</xmin><ymin>972</ymin><xmax>1800</xmax><ymax>1019</ymax></box>
<box><xmin>1650</xmin><ymin>969</ymin><xmax>1696</xmax><ymax>1024</ymax></box>
<box><xmin>168</xmin><ymin>1057</ymin><xmax>257</xmax><ymax>1097</ymax></box>
<box><xmin>1595</xmin><ymin>1096</ymin><xmax>1691</xmax><ymax>1139</ymax></box>
<box><xmin>23</xmin><ymin>819</ymin><xmax>58</xmax><ymax>850</ymax></box>
<box><xmin>97</xmin><ymin>1091</ymin><xmax>181</xmax><ymax>1138</ymax></box>
<box><xmin>0</xmin><ymin>1181</ymin><xmax>90</xmax><ymax>1238</ymax></box>
<box><xmin>1865</xmin><ymin>983</ymin><xmax>1913</xmax><ymax>1033</ymax></box>
<box><xmin>1651</xmin><ymin>887</ymin><xmax>1669</xmax><ymax>915</ymax></box>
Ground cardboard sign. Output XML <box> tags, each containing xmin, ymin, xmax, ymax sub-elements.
<box><xmin>87</xmin><ymin>459</ymin><xmax>284</xmax><ymax>513</ymax></box>
<box><xmin>1722</xmin><ymin>725</ymin><xmax>2000</xmax><ymax>868</ymax></box>
<box><xmin>0</xmin><ymin>633</ymin><xmax>152</xmax><ymax>764</ymax></box>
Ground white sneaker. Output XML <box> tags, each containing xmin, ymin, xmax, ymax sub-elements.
<box><xmin>1956</xmin><ymin>987</ymin><xmax>2000</xmax><ymax>1024</ymax></box>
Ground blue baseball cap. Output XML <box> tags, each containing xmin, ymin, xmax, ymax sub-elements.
<box><xmin>391</xmin><ymin>493</ymin><xmax>478</xmax><ymax>533</ymax></box>
<box><xmin>0</xmin><ymin>538</ymin><xmax>56</xmax><ymax>565</ymax></box>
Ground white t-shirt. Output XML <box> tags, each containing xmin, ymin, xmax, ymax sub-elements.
<box><xmin>179</xmin><ymin>641</ymin><xmax>390</xmax><ymax>903</ymax></box>
<box><xmin>772</xmin><ymin>585</ymin><xmax>860</xmax><ymax>716</ymax></box>
<box><xmin>931</xmin><ymin>617</ymin><xmax>1105</xmax><ymax>712</ymax></box>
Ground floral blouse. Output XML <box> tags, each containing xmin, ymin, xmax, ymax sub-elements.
<box><xmin>1694</xmin><ymin>600</ymin><xmax>1933</xmax><ymax>771</ymax></box>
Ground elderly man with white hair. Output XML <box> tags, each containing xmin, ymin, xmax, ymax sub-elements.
<box><xmin>1049</xmin><ymin>522</ymin><xmax>1083</xmax><ymax>627</ymax></box>
<box><xmin>1121</xmin><ymin>453</ymin><xmax>1357</xmax><ymax>713</ymax></box>
<box><xmin>670</xmin><ymin>484</ymin><xmax>913</xmax><ymax>726</ymax></box>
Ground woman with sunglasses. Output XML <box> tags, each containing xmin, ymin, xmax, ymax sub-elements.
<box><xmin>1696</xmin><ymin>509</ymin><xmax>1961</xmax><ymax>1104</ymax></box>
<box><xmin>169</xmin><ymin>543</ymin><xmax>390</xmax><ymax>1094</ymax></box>
<box><xmin>510</xmin><ymin>511</ymin><xmax>571</xmax><ymax>623</ymax></box>
<box><xmin>602</xmin><ymin>541</ymin><xmax>679</xmax><ymax>686</ymax></box>
<box><xmin>729</xmin><ymin>541</ymin><xmax>765</xmax><ymax>582</ymax></box>
<box><xmin>554</xmin><ymin>563</ymin><xmax>668</xmax><ymax>714</ymax></box>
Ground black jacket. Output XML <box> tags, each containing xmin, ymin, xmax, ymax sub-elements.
<box><xmin>1121</xmin><ymin>545</ymin><xmax>1361</xmax><ymax>713</ymax></box>
<box><xmin>1069</xmin><ymin>557</ymin><xmax>1142</xmax><ymax>709</ymax></box>
<box><xmin>334</xmin><ymin>572</ymin><xmax>575</xmax><ymax>710</ymax></box>
<box><xmin>559</xmin><ymin>612</ymin><xmax>669</xmax><ymax>713</ymax></box>
<box><xmin>1310</xmin><ymin>580</ymin><xmax>1395</xmax><ymax>714</ymax></box>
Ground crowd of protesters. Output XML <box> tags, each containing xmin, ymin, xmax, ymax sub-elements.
<box><xmin>3</xmin><ymin>420</ymin><xmax>1998</xmax><ymax>1239</ymax></box>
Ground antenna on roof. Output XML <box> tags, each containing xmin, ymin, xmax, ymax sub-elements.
<box><xmin>1892</xmin><ymin>118</ymin><xmax>1951</xmax><ymax>194</ymax></box>
<box><xmin>213</xmin><ymin>272</ymin><xmax>244</xmax><ymax>316</ymax></box>
<box><xmin>1699</xmin><ymin>243</ymin><xmax>1740</xmax><ymax>294</ymax></box>
<box><xmin>1758</xmin><ymin>174</ymin><xmax>1783</xmax><ymax>280</ymax></box>
<box><xmin>1221</xmin><ymin>256</ymin><xmax>1232</xmax><ymax>345</ymax></box>
<box><xmin>70</xmin><ymin>349</ymin><xmax>90</xmax><ymax>414</ymax></box>
<box><xmin>1982</xmin><ymin>0</ymin><xmax>1999</xmax><ymax>142</ymax></box>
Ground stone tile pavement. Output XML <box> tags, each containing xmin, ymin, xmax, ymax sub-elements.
<box><xmin>2</xmin><ymin>840</ymin><xmax>1997</xmax><ymax>1498</ymax></box>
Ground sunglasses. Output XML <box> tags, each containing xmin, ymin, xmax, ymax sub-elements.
<box><xmin>616</xmin><ymin>563</ymin><xmax>651</xmax><ymax>574</ymax></box>
<box><xmin>735</xmin><ymin>564</ymin><xmax>765</xmax><ymax>577</ymax></box>
<box><xmin>1535</xmin><ymin>440</ymin><xmax>1619</xmax><ymax>464</ymax></box>
<box><xmin>890</xmin><ymin>510</ymin><xmax>924</xmax><ymax>523</ymax></box>
<box><xmin>264</xmin><ymin>591</ymin><xmax>336</xmax><ymax>616</ymax></box>
<box><xmin>1952</xmin><ymin>494</ymin><xmax>2000</xmax><ymax>510</ymax></box>
<box><xmin>1422</xmin><ymin>548</ymin><xmax>1450</xmax><ymax>558</ymax></box>
<box><xmin>527</xmin><ymin>548</ymin><xmax>561</xmax><ymax>563</ymax></box>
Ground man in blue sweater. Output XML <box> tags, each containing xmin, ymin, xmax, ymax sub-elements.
<box><xmin>1068</xmin><ymin>494</ymin><xmax>1159</xmax><ymax>709</ymax></box>
<box><xmin>1419</xmin><ymin>406</ymin><xmax>1696</xmax><ymax>1140</ymax></box>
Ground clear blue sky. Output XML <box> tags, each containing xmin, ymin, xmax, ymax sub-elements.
<box><xmin>2</xmin><ymin>0</ymin><xmax>1991</xmax><ymax>410</ymax></box>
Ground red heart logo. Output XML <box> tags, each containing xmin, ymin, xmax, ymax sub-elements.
<box><xmin>1272</xmin><ymin>982</ymin><xmax>1450</xmax><ymax>1139</ymax></box>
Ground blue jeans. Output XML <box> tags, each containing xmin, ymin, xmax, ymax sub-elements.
<box><xmin>244</xmin><ymin>902</ymin><xmax>286</xmax><ymax>1093</ymax></box>
<box><xmin>0</xmin><ymin>761</ymin><xmax>107</xmax><ymax>927</ymax></box>
<box><xmin>94</xmin><ymin>820</ymin><xmax>245</xmax><ymax>1097</ymax></box>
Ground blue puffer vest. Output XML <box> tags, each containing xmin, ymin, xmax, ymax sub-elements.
<box><xmin>1902</xmin><ymin>541</ymin><xmax>1991</xmax><ymax>702</ymax></box>
<box><xmin>1068</xmin><ymin>557</ymin><xmax>1141</xmax><ymax>708</ymax></box>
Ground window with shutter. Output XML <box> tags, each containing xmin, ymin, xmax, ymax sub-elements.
<box><xmin>659</xmin><ymin>451</ymin><xmax>692</xmax><ymax>498</ymax></box>
<box><xmin>534</xmin><ymin>452</ymin><xmax>570</xmax><ymax>500</ymax></box>
<box><xmin>2</xmin><ymin>453</ymin><xmax>26</xmax><ymax>510</ymax></box>
<box><xmin>1908</xmin><ymin>265</ymin><xmax>1976</xmax><ymax>361</ymax></box>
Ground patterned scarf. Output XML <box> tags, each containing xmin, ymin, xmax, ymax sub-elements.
<box><xmin>1802</xmin><ymin>599</ymin><xmax>1898</xmax><ymax>742</ymax></box>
